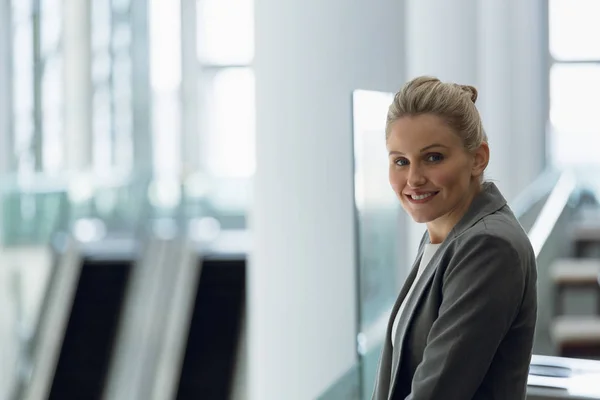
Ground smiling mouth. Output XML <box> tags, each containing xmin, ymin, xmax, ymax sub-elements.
<box><xmin>405</xmin><ymin>191</ymin><xmax>439</xmax><ymax>203</ymax></box>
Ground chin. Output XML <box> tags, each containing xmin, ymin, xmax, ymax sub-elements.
<box><xmin>410</xmin><ymin>214</ymin><xmax>435</xmax><ymax>224</ymax></box>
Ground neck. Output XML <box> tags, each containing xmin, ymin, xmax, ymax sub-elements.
<box><xmin>426</xmin><ymin>182</ymin><xmax>481</xmax><ymax>244</ymax></box>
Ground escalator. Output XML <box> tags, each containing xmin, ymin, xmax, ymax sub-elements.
<box><xmin>47</xmin><ymin>237</ymin><xmax>136</xmax><ymax>400</ymax></box>
<box><xmin>20</xmin><ymin>234</ymin><xmax>137</xmax><ymax>400</ymax></box>
<box><xmin>101</xmin><ymin>229</ymin><xmax>248</xmax><ymax>400</ymax></box>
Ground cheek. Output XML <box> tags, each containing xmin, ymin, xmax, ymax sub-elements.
<box><xmin>432</xmin><ymin>163</ymin><xmax>471</xmax><ymax>190</ymax></box>
<box><xmin>388</xmin><ymin>168</ymin><xmax>405</xmax><ymax>192</ymax></box>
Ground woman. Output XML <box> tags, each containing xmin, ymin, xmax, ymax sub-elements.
<box><xmin>372</xmin><ymin>76</ymin><xmax>537</xmax><ymax>400</ymax></box>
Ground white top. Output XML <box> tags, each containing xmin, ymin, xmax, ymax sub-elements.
<box><xmin>391</xmin><ymin>243</ymin><xmax>441</xmax><ymax>347</ymax></box>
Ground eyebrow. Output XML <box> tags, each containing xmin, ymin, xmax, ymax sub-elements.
<box><xmin>388</xmin><ymin>143</ymin><xmax>449</xmax><ymax>156</ymax></box>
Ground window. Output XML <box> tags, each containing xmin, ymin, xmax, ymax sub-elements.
<box><xmin>548</xmin><ymin>0</ymin><xmax>600</xmax><ymax>168</ymax></box>
<box><xmin>10</xmin><ymin>0</ymin><xmax>64</xmax><ymax>175</ymax></box>
<box><xmin>197</xmin><ymin>0</ymin><xmax>255</xmax><ymax>178</ymax></box>
<box><xmin>149</xmin><ymin>0</ymin><xmax>182</xmax><ymax>176</ymax></box>
<box><xmin>90</xmin><ymin>0</ymin><xmax>138</xmax><ymax>176</ymax></box>
<box><xmin>205</xmin><ymin>68</ymin><xmax>255</xmax><ymax>177</ymax></box>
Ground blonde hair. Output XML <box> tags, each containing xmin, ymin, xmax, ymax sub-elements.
<box><xmin>385</xmin><ymin>76</ymin><xmax>488</xmax><ymax>152</ymax></box>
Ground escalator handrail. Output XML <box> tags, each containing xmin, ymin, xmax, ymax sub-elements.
<box><xmin>528</xmin><ymin>171</ymin><xmax>578</xmax><ymax>258</ymax></box>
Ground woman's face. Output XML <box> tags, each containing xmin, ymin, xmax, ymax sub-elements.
<box><xmin>386</xmin><ymin>114</ymin><xmax>486</xmax><ymax>225</ymax></box>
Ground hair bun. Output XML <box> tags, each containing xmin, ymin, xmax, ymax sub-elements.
<box><xmin>459</xmin><ymin>84</ymin><xmax>478</xmax><ymax>103</ymax></box>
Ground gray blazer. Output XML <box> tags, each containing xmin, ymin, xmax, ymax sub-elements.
<box><xmin>372</xmin><ymin>182</ymin><xmax>537</xmax><ymax>400</ymax></box>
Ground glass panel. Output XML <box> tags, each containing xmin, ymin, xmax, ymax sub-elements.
<box><xmin>549</xmin><ymin>64</ymin><xmax>600</xmax><ymax>167</ymax></box>
<box><xmin>352</xmin><ymin>90</ymin><xmax>402</xmax><ymax>399</ymax></box>
<box><xmin>204</xmin><ymin>68</ymin><xmax>255</xmax><ymax>177</ymax></box>
<box><xmin>549</xmin><ymin>0</ymin><xmax>600</xmax><ymax>60</ymax></box>
<box><xmin>197</xmin><ymin>0</ymin><xmax>254</xmax><ymax>65</ymax></box>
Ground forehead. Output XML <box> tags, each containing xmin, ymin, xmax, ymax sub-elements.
<box><xmin>386</xmin><ymin>114</ymin><xmax>462</xmax><ymax>152</ymax></box>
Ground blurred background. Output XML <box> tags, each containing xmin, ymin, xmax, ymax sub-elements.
<box><xmin>1</xmin><ymin>0</ymin><xmax>600</xmax><ymax>399</ymax></box>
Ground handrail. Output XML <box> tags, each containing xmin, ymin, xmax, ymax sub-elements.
<box><xmin>22</xmin><ymin>236</ymin><xmax>82</xmax><ymax>400</ymax></box>
<box><xmin>102</xmin><ymin>232</ymin><xmax>202</xmax><ymax>400</ymax></box>
<box><xmin>510</xmin><ymin>168</ymin><xmax>561</xmax><ymax>220</ymax></box>
<box><xmin>528</xmin><ymin>171</ymin><xmax>578</xmax><ymax>258</ymax></box>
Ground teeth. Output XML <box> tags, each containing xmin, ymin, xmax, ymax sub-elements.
<box><xmin>411</xmin><ymin>193</ymin><xmax>434</xmax><ymax>200</ymax></box>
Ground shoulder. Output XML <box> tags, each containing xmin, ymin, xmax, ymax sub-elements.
<box><xmin>453</xmin><ymin>205</ymin><xmax>534</xmax><ymax>265</ymax></box>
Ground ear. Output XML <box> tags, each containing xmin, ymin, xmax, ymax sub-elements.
<box><xmin>471</xmin><ymin>142</ymin><xmax>489</xmax><ymax>178</ymax></box>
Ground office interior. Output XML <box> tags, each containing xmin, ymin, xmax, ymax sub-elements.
<box><xmin>1</xmin><ymin>0</ymin><xmax>600</xmax><ymax>399</ymax></box>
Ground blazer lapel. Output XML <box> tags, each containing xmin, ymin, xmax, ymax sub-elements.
<box><xmin>388</xmin><ymin>238</ymin><xmax>450</xmax><ymax>398</ymax></box>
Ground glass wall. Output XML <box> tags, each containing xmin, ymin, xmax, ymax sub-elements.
<box><xmin>548</xmin><ymin>0</ymin><xmax>600</xmax><ymax>169</ymax></box>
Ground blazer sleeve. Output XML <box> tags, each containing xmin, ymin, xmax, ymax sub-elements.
<box><xmin>405</xmin><ymin>234</ymin><xmax>526</xmax><ymax>400</ymax></box>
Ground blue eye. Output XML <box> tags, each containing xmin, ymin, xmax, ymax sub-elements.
<box><xmin>395</xmin><ymin>158</ymin><xmax>409</xmax><ymax>166</ymax></box>
<box><xmin>427</xmin><ymin>153</ymin><xmax>444</xmax><ymax>163</ymax></box>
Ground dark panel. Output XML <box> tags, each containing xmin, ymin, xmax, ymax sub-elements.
<box><xmin>48</xmin><ymin>259</ymin><xmax>132</xmax><ymax>400</ymax></box>
<box><xmin>176</xmin><ymin>257</ymin><xmax>246</xmax><ymax>400</ymax></box>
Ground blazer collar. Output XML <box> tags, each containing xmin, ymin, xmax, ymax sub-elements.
<box><xmin>446</xmin><ymin>181</ymin><xmax>507</xmax><ymax>240</ymax></box>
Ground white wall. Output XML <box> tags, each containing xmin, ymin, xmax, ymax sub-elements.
<box><xmin>249</xmin><ymin>0</ymin><xmax>404</xmax><ymax>398</ymax></box>
<box><xmin>0</xmin><ymin>0</ymin><xmax>12</xmax><ymax>175</ymax></box>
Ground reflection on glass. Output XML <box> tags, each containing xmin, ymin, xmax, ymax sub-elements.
<box><xmin>550</xmin><ymin>0</ymin><xmax>600</xmax><ymax>61</ymax></box>
<box><xmin>196</xmin><ymin>0</ymin><xmax>254</xmax><ymax>65</ymax></box>
<box><xmin>549</xmin><ymin>64</ymin><xmax>600</xmax><ymax>167</ymax></box>
<box><xmin>205</xmin><ymin>68</ymin><xmax>255</xmax><ymax>178</ymax></box>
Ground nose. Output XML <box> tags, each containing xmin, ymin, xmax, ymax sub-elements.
<box><xmin>407</xmin><ymin>165</ymin><xmax>427</xmax><ymax>188</ymax></box>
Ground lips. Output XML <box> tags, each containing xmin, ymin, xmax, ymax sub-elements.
<box><xmin>405</xmin><ymin>191</ymin><xmax>439</xmax><ymax>203</ymax></box>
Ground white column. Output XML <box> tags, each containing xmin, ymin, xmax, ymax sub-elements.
<box><xmin>510</xmin><ymin>0</ymin><xmax>547</xmax><ymax>192</ymax></box>
<box><xmin>62</xmin><ymin>0</ymin><xmax>92</xmax><ymax>172</ymax></box>
<box><xmin>0</xmin><ymin>0</ymin><xmax>13</xmax><ymax>175</ymax></box>
<box><xmin>478</xmin><ymin>0</ymin><xmax>516</xmax><ymax>200</ymax></box>
<box><xmin>406</xmin><ymin>0</ymin><xmax>478</xmax><ymax>83</ymax></box>
<box><xmin>180</xmin><ymin>0</ymin><xmax>199</xmax><ymax>175</ymax></box>
<box><xmin>250</xmin><ymin>0</ymin><xmax>404</xmax><ymax>398</ymax></box>
<box><xmin>404</xmin><ymin>0</ymin><xmax>479</xmax><ymax>265</ymax></box>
